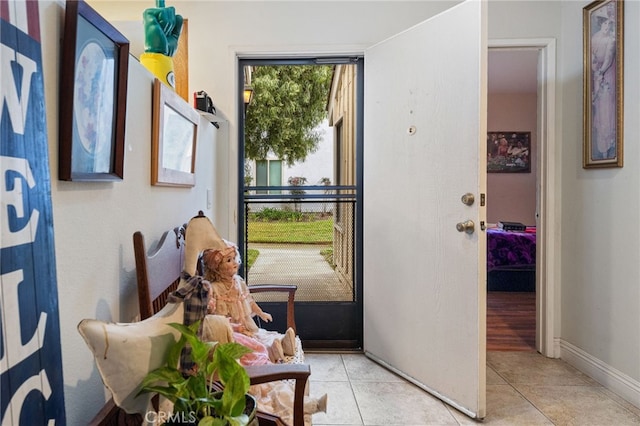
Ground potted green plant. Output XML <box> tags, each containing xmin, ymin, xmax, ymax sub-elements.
<box><xmin>138</xmin><ymin>321</ymin><xmax>256</xmax><ymax>426</ymax></box>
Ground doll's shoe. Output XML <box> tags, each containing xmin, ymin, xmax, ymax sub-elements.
<box><xmin>304</xmin><ymin>393</ymin><xmax>328</xmax><ymax>414</ymax></box>
<box><xmin>316</xmin><ymin>393</ymin><xmax>328</xmax><ymax>413</ymax></box>
<box><xmin>281</xmin><ymin>327</ymin><xmax>296</xmax><ymax>356</ymax></box>
<box><xmin>268</xmin><ymin>339</ymin><xmax>285</xmax><ymax>363</ymax></box>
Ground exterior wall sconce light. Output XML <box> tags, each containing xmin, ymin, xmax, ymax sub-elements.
<box><xmin>243</xmin><ymin>85</ymin><xmax>254</xmax><ymax>114</ymax></box>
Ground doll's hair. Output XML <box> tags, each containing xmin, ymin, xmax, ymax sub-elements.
<box><xmin>201</xmin><ymin>246</ymin><xmax>238</xmax><ymax>281</ymax></box>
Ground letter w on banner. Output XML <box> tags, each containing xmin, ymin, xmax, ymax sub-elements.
<box><xmin>1</xmin><ymin>0</ymin><xmax>67</xmax><ymax>424</ymax></box>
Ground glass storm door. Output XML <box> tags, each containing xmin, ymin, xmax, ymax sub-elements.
<box><xmin>239</xmin><ymin>58</ymin><xmax>364</xmax><ymax>350</ymax></box>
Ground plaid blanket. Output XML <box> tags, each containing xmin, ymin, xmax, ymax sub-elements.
<box><xmin>168</xmin><ymin>271</ymin><xmax>210</xmax><ymax>371</ymax></box>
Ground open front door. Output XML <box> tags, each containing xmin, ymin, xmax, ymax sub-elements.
<box><xmin>363</xmin><ymin>0</ymin><xmax>487</xmax><ymax>418</ymax></box>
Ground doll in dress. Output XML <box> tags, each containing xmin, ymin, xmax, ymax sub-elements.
<box><xmin>202</xmin><ymin>245</ymin><xmax>297</xmax><ymax>363</ymax></box>
<box><xmin>199</xmin><ymin>245</ymin><xmax>327</xmax><ymax>425</ymax></box>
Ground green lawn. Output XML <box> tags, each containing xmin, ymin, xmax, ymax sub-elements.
<box><xmin>247</xmin><ymin>218</ymin><xmax>333</xmax><ymax>244</ymax></box>
<box><xmin>246</xmin><ymin>249</ymin><xmax>259</xmax><ymax>269</ymax></box>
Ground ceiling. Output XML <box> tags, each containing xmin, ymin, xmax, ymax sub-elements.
<box><xmin>488</xmin><ymin>49</ymin><xmax>538</xmax><ymax>94</ymax></box>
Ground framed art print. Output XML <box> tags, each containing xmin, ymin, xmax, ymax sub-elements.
<box><xmin>151</xmin><ymin>78</ymin><xmax>200</xmax><ymax>187</ymax></box>
<box><xmin>59</xmin><ymin>0</ymin><xmax>129</xmax><ymax>181</ymax></box>
<box><xmin>583</xmin><ymin>0</ymin><xmax>624</xmax><ymax>168</ymax></box>
<box><xmin>487</xmin><ymin>131</ymin><xmax>531</xmax><ymax>173</ymax></box>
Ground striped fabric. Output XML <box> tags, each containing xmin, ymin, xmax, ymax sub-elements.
<box><xmin>0</xmin><ymin>0</ymin><xmax>40</xmax><ymax>41</ymax></box>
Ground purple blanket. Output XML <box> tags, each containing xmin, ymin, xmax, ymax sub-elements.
<box><xmin>487</xmin><ymin>228</ymin><xmax>536</xmax><ymax>271</ymax></box>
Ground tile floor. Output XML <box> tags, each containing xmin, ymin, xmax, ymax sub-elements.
<box><xmin>304</xmin><ymin>351</ymin><xmax>640</xmax><ymax>425</ymax></box>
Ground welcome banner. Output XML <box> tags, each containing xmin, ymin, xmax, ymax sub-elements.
<box><xmin>1</xmin><ymin>0</ymin><xmax>66</xmax><ymax>423</ymax></box>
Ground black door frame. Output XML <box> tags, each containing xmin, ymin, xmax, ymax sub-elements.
<box><xmin>237</xmin><ymin>57</ymin><xmax>364</xmax><ymax>350</ymax></box>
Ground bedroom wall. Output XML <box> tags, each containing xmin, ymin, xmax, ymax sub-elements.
<box><xmin>487</xmin><ymin>93</ymin><xmax>537</xmax><ymax>225</ymax></box>
<box><xmin>37</xmin><ymin>0</ymin><xmax>639</xmax><ymax>422</ymax></box>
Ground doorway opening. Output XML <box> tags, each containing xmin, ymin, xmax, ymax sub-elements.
<box><xmin>237</xmin><ymin>57</ymin><xmax>364</xmax><ymax>350</ymax></box>
<box><xmin>487</xmin><ymin>40</ymin><xmax>558</xmax><ymax>357</ymax></box>
<box><xmin>486</xmin><ymin>48</ymin><xmax>538</xmax><ymax>351</ymax></box>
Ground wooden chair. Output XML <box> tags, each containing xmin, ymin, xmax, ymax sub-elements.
<box><xmin>87</xmin><ymin>219</ymin><xmax>309</xmax><ymax>426</ymax></box>
<box><xmin>133</xmin><ymin>220</ymin><xmax>309</xmax><ymax>426</ymax></box>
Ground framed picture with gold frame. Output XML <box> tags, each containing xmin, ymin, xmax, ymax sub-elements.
<box><xmin>151</xmin><ymin>78</ymin><xmax>199</xmax><ymax>187</ymax></box>
<box><xmin>583</xmin><ymin>0</ymin><xmax>624</xmax><ymax>168</ymax></box>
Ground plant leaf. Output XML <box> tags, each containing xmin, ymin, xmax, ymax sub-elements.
<box><xmin>139</xmin><ymin>367</ymin><xmax>184</xmax><ymax>388</ymax></box>
<box><xmin>137</xmin><ymin>322</ymin><xmax>254</xmax><ymax>425</ymax></box>
<box><xmin>222</xmin><ymin>370</ymin><xmax>248</xmax><ymax>416</ymax></box>
<box><xmin>199</xmin><ymin>417</ymin><xmax>227</xmax><ymax>426</ymax></box>
<box><xmin>226</xmin><ymin>414</ymin><xmax>250</xmax><ymax>426</ymax></box>
<box><xmin>137</xmin><ymin>385</ymin><xmax>178</xmax><ymax>401</ymax></box>
<box><xmin>216</xmin><ymin>342</ymin><xmax>253</xmax><ymax>360</ymax></box>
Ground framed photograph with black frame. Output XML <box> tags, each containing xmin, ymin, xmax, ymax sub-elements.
<box><xmin>151</xmin><ymin>78</ymin><xmax>200</xmax><ymax>187</ymax></box>
<box><xmin>59</xmin><ymin>0</ymin><xmax>129</xmax><ymax>181</ymax></box>
<box><xmin>487</xmin><ymin>131</ymin><xmax>531</xmax><ymax>173</ymax></box>
<box><xmin>583</xmin><ymin>0</ymin><xmax>624</xmax><ymax>168</ymax></box>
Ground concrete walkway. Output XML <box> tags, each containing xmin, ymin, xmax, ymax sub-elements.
<box><xmin>247</xmin><ymin>243</ymin><xmax>352</xmax><ymax>302</ymax></box>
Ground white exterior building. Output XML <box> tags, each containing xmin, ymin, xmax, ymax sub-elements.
<box><xmin>248</xmin><ymin>119</ymin><xmax>333</xmax><ymax>189</ymax></box>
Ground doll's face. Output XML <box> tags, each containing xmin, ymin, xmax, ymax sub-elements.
<box><xmin>217</xmin><ymin>250</ymin><xmax>239</xmax><ymax>278</ymax></box>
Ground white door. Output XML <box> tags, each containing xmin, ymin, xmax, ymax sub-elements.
<box><xmin>363</xmin><ymin>0</ymin><xmax>487</xmax><ymax>418</ymax></box>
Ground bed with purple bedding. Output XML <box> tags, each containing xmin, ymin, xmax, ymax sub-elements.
<box><xmin>487</xmin><ymin>228</ymin><xmax>536</xmax><ymax>291</ymax></box>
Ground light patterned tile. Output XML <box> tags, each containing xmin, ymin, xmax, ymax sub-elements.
<box><xmin>351</xmin><ymin>381</ymin><xmax>458</xmax><ymax>425</ymax></box>
<box><xmin>304</xmin><ymin>351</ymin><xmax>639</xmax><ymax>426</ymax></box>
<box><xmin>598</xmin><ymin>386</ymin><xmax>640</xmax><ymax>418</ymax></box>
<box><xmin>306</xmin><ymin>353</ymin><xmax>349</xmax><ymax>382</ymax></box>
<box><xmin>515</xmin><ymin>384</ymin><xmax>640</xmax><ymax>425</ymax></box>
<box><xmin>309</xmin><ymin>380</ymin><xmax>363</xmax><ymax>425</ymax></box>
<box><xmin>487</xmin><ymin>366</ymin><xmax>507</xmax><ymax>385</ymax></box>
<box><xmin>341</xmin><ymin>354</ymin><xmax>404</xmax><ymax>382</ymax></box>
<box><xmin>449</xmin><ymin>384</ymin><xmax>553</xmax><ymax>425</ymax></box>
<box><xmin>487</xmin><ymin>351</ymin><xmax>592</xmax><ymax>386</ymax></box>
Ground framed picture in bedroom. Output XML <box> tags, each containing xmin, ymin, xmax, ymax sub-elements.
<box><xmin>583</xmin><ymin>0</ymin><xmax>624</xmax><ymax>168</ymax></box>
<box><xmin>487</xmin><ymin>131</ymin><xmax>531</xmax><ymax>173</ymax></box>
<box><xmin>151</xmin><ymin>78</ymin><xmax>200</xmax><ymax>187</ymax></box>
<box><xmin>59</xmin><ymin>0</ymin><xmax>129</xmax><ymax>181</ymax></box>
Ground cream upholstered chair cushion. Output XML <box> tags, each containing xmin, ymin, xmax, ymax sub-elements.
<box><xmin>77</xmin><ymin>302</ymin><xmax>183</xmax><ymax>415</ymax></box>
<box><xmin>183</xmin><ymin>213</ymin><xmax>226</xmax><ymax>276</ymax></box>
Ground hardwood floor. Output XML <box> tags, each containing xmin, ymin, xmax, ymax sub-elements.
<box><xmin>487</xmin><ymin>291</ymin><xmax>536</xmax><ymax>351</ymax></box>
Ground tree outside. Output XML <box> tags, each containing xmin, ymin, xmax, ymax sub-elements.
<box><xmin>243</xmin><ymin>64</ymin><xmax>338</xmax><ymax>275</ymax></box>
<box><xmin>244</xmin><ymin>65</ymin><xmax>333</xmax><ymax>166</ymax></box>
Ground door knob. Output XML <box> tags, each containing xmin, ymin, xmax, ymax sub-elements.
<box><xmin>456</xmin><ymin>220</ymin><xmax>475</xmax><ymax>234</ymax></box>
<box><xmin>461</xmin><ymin>193</ymin><xmax>475</xmax><ymax>206</ymax></box>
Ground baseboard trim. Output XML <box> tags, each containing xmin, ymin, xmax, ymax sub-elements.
<box><xmin>553</xmin><ymin>337</ymin><xmax>561</xmax><ymax>358</ymax></box>
<box><xmin>560</xmin><ymin>339</ymin><xmax>640</xmax><ymax>409</ymax></box>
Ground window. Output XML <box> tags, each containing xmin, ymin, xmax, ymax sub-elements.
<box><xmin>255</xmin><ymin>159</ymin><xmax>282</xmax><ymax>194</ymax></box>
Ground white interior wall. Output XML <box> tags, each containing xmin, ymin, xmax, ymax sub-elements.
<box><xmin>94</xmin><ymin>0</ymin><xmax>460</xmax><ymax>238</ymax></box>
<box><xmin>488</xmin><ymin>0</ymin><xmax>639</xmax><ymax>406</ymax></box>
<box><xmin>39</xmin><ymin>2</ymin><xmax>220</xmax><ymax>422</ymax></box>
<box><xmin>557</xmin><ymin>0</ymin><xmax>640</xmax><ymax>406</ymax></box>
<box><xmin>38</xmin><ymin>0</ymin><xmax>640</xmax><ymax>422</ymax></box>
